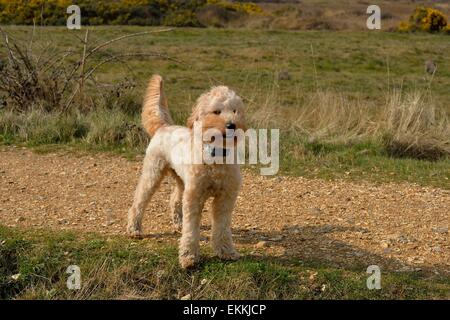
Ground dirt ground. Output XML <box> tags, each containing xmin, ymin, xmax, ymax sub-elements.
<box><xmin>0</xmin><ymin>146</ymin><xmax>449</xmax><ymax>275</ymax></box>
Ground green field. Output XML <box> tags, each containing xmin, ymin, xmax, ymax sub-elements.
<box><xmin>6</xmin><ymin>26</ymin><xmax>448</xmax><ymax>106</ymax></box>
<box><xmin>1</xmin><ymin>26</ymin><xmax>449</xmax><ymax>188</ymax></box>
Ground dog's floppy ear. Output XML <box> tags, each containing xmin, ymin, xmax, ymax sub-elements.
<box><xmin>187</xmin><ymin>103</ymin><xmax>201</xmax><ymax>129</ymax></box>
<box><xmin>187</xmin><ymin>93</ymin><xmax>206</xmax><ymax>129</ymax></box>
<box><xmin>187</xmin><ymin>114</ymin><xmax>197</xmax><ymax>129</ymax></box>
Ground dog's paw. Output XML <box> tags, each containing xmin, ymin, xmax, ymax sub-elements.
<box><xmin>127</xmin><ymin>226</ymin><xmax>143</xmax><ymax>239</ymax></box>
<box><xmin>217</xmin><ymin>250</ymin><xmax>241</xmax><ymax>261</ymax></box>
<box><xmin>179</xmin><ymin>254</ymin><xmax>199</xmax><ymax>269</ymax></box>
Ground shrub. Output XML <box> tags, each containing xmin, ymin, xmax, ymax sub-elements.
<box><xmin>0</xmin><ymin>27</ymin><xmax>170</xmax><ymax>113</ymax></box>
<box><xmin>444</xmin><ymin>25</ymin><xmax>450</xmax><ymax>34</ymax></box>
<box><xmin>197</xmin><ymin>1</ymin><xmax>264</xmax><ymax>27</ymax></box>
<box><xmin>197</xmin><ymin>4</ymin><xmax>243</xmax><ymax>28</ymax></box>
<box><xmin>398</xmin><ymin>7</ymin><xmax>448</xmax><ymax>33</ymax></box>
<box><xmin>163</xmin><ymin>9</ymin><xmax>204</xmax><ymax>27</ymax></box>
<box><xmin>382</xmin><ymin>92</ymin><xmax>450</xmax><ymax>160</ymax></box>
<box><xmin>0</xmin><ymin>0</ymin><xmax>208</xmax><ymax>26</ymax></box>
<box><xmin>207</xmin><ymin>0</ymin><xmax>264</xmax><ymax>15</ymax></box>
<box><xmin>398</xmin><ymin>21</ymin><xmax>412</xmax><ymax>32</ymax></box>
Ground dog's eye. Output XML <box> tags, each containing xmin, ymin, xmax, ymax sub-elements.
<box><xmin>213</xmin><ymin>110</ymin><xmax>221</xmax><ymax>115</ymax></box>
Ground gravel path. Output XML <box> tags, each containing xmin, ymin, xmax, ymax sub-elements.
<box><xmin>1</xmin><ymin>147</ymin><xmax>449</xmax><ymax>275</ymax></box>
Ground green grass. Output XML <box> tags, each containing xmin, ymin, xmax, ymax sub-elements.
<box><xmin>2</xmin><ymin>26</ymin><xmax>450</xmax><ymax>108</ymax></box>
<box><xmin>1</xmin><ymin>225</ymin><xmax>448</xmax><ymax>300</ymax></box>
<box><xmin>280</xmin><ymin>138</ymin><xmax>450</xmax><ymax>188</ymax></box>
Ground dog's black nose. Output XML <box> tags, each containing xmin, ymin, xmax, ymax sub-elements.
<box><xmin>226</xmin><ymin>122</ymin><xmax>236</xmax><ymax>130</ymax></box>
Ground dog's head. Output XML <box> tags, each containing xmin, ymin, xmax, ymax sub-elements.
<box><xmin>187</xmin><ymin>86</ymin><xmax>246</xmax><ymax>141</ymax></box>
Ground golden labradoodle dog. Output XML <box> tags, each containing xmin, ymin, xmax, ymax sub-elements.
<box><xmin>127</xmin><ymin>75</ymin><xmax>246</xmax><ymax>268</ymax></box>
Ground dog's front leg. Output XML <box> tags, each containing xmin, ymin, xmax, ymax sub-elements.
<box><xmin>179</xmin><ymin>187</ymin><xmax>205</xmax><ymax>269</ymax></box>
<box><xmin>211</xmin><ymin>191</ymin><xmax>241</xmax><ymax>261</ymax></box>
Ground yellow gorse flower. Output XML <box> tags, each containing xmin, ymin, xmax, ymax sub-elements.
<box><xmin>399</xmin><ymin>6</ymin><xmax>447</xmax><ymax>32</ymax></box>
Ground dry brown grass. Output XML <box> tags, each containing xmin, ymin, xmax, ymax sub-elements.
<box><xmin>383</xmin><ymin>91</ymin><xmax>450</xmax><ymax>160</ymax></box>
<box><xmin>246</xmin><ymin>82</ymin><xmax>449</xmax><ymax>160</ymax></box>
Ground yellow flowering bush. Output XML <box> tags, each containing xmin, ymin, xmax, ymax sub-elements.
<box><xmin>444</xmin><ymin>25</ymin><xmax>450</xmax><ymax>34</ymax></box>
<box><xmin>398</xmin><ymin>21</ymin><xmax>412</xmax><ymax>32</ymax></box>
<box><xmin>206</xmin><ymin>0</ymin><xmax>264</xmax><ymax>15</ymax></box>
<box><xmin>0</xmin><ymin>0</ymin><xmax>208</xmax><ymax>26</ymax></box>
<box><xmin>399</xmin><ymin>7</ymin><xmax>448</xmax><ymax>33</ymax></box>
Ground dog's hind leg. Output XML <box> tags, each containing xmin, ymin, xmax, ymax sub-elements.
<box><xmin>127</xmin><ymin>153</ymin><xmax>167</xmax><ymax>238</ymax></box>
<box><xmin>169</xmin><ymin>171</ymin><xmax>184</xmax><ymax>231</ymax></box>
<box><xmin>211</xmin><ymin>190</ymin><xmax>241</xmax><ymax>261</ymax></box>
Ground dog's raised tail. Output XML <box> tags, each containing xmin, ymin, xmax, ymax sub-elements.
<box><xmin>142</xmin><ymin>74</ymin><xmax>174</xmax><ymax>136</ymax></box>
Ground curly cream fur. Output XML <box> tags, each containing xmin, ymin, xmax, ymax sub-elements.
<box><xmin>127</xmin><ymin>74</ymin><xmax>245</xmax><ymax>269</ymax></box>
<box><xmin>142</xmin><ymin>74</ymin><xmax>173</xmax><ymax>136</ymax></box>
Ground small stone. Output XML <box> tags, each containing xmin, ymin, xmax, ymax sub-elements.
<box><xmin>15</xmin><ymin>216</ymin><xmax>25</xmax><ymax>223</ymax></box>
<box><xmin>397</xmin><ymin>235</ymin><xmax>415</xmax><ymax>244</ymax></box>
<box><xmin>397</xmin><ymin>266</ymin><xmax>414</xmax><ymax>272</ymax></box>
<box><xmin>256</xmin><ymin>241</ymin><xmax>269</xmax><ymax>248</ymax></box>
<box><xmin>432</xmin><ymin>227</ymin><xmax>448</xmax><ymax>234</ymax></box>
<box><xmin>380</xmin><ymin>241</ymin><xmax>390</xmax><ymax>249</ymax></box>
<box><xmin>156</xmin><ymin>270</ymin><xmax>166</xmax><ymax>278</ymax></box>
<box><xmin>180</xmin><ymin>294</ymin><xmax>191</xmax><ymax>300</ymax></box>
<box><xmin>11</xmin><ymin>273</ymin><xmax>21</xmax><ymax>280</ymax></box>
<box><xmin>308</xmin><ymin>271</ymin><xmax>318</xmax><ymax>280</ymax></box>
<box><xmin>431</xmin><ymin>246</ymin><xmax>442</xmax><ymax>253</ymax></box>
<box><xmin>269</xmin><ymin>235</ymin><xmax>283</xmax><ymax>242</ymax></box>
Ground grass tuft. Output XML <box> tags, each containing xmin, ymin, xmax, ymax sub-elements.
<box><xmin>383</xmin><ymin>91</ymin><xmax>450</xmax><ymax>160</ymax></box>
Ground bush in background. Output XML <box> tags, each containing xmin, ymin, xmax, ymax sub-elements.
<box><xmin>398</xmin><ymin>7</ymin><xmax>448</xmax><ymax>33</ymax></box>
<box><xmin>0</xmin><ymin>0</ymin><xmax>265</xmax><ymax>27</ymax></box>
<box><xmin>0</xmin><ymin>0</ymin><xmax>205</xmax><ymax>26</ymax></box>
